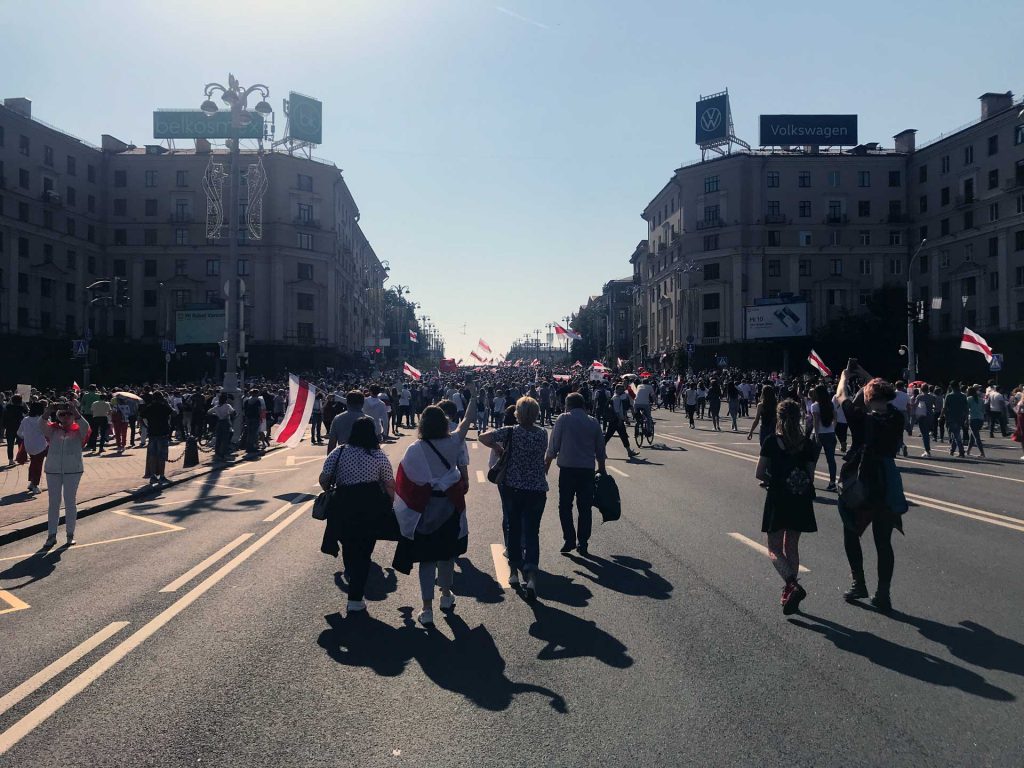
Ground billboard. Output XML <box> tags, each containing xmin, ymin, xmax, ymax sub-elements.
<box><xmin>175</xmin><ymin>309</ymin><xmax>225</xmax><ymax>345</ymax></box>
<box><xmin>154</xmin><ymin>110</ymin><xmax>264</xmax><ymax>140</ymax></box>
<box><xmin>759</xmin><ymin>115</ymin><xmax>858</xmax><ymax>146</ymax></box>
<box><xmin>744</xmin><ymin>302</ymin><xmax>809</xmax><ymax>339</ymax></box>
<box><xmin>287</xmin><ymin>92</ymin><xmax>323</xmax><ymax>144</ymax></box>
<box><xmin>695</xmin><ymin>93</ymin><xmax>730</xmax><ymax>145</ymax></box>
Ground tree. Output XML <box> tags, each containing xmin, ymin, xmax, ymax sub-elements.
<box><xmin>811</xmin><ymin>285</ymin><xmax>907</xmax><ymax>377</ymax></box>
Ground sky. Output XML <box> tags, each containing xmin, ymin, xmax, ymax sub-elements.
<box><xmin>2</xmin><ymin>0</ymin><xmax>1020</xmax><ymax>363</ymax></box>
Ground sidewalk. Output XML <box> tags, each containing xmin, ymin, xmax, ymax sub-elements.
<box><xmin>0</xmin><ymin>440</ymin><xmax>279</xmax><ymax>545</ymax></box>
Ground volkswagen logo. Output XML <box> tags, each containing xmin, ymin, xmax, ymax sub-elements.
<box><xmin>700</xmin><ymin>107</ymin><xmax>722</xmax><ymax>133</ymax></box>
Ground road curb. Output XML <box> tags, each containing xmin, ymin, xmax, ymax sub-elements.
<box><xmin>0</xmin><ymin>446</ymin><xmax>283</xmax><ymax>549</ymax></box>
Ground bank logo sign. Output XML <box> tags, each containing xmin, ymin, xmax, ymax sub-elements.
<box><xmin>695</xmin><ymin>93</ymin><xmax>730</xmax><ymax>145</ymax></box>
<box><xmin>287</xmin><ymin>92</ymin><xmax>323</xmax><ymax>145</ymax></box>
<box><xmin>759</xmin><ymin>114</ymin><xmax>858</xmax><ymax>146</ymax></box>
<box><xmin>153</xmin><ymin>110</ymin><xmax>264</xmax><ymax>140</ymax></box>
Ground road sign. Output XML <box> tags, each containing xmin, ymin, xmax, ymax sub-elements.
<box><xmin>153</xmin><ymin>110</ymin><xmax>264</xmax><ymax>139</ymax></box>
<box><xmin>989</xmin><ymin>353</ymin><xmax>1003</xmax><ymax>372</ymax></box>
<box><xmin>72</xmin><ymin>339</ymin><xmax>89</xmax><ymax>357</ymax></box>
<box><xmin>686</xmin><ymin>343</ymin><xmax>695</xmax><ymax>355</ymax></box>
<box><xmin>160</xmin><ymin>339</ymin><xmax>176</xmax><ymax>354</ymax></box>
<box><xmin>287</xmin><ymin>92</ymin><xmax>322</xmax><ymax>144</ymax></box>
<box><xmin>717</xmin><ymin>355</ymin><xmax>729</xmax><ymax>368</ymax></box>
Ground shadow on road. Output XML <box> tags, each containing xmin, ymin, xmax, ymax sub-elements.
<box><xmin>0</xmin><ymin>545</ymin><xmax>65</xmax><ymax>588</ymax></box>
<box><xmin>788</xmin><ymin>612</ymin><xmax>1014</xmax><ymax>701</ymax></box>
<box><xmin>316</xmin><ymin>610</ymin><xmax>567</xmax><ymax>712</ymax></box>
<box><xmin>567</xmin><ymin>553</ymin><xmax>673</xmax><ymax>600</ymax></box>
<box><xmin>333</xmin><ymin>562</ymin><xmax>399</xmax><ymax>602</ymax></box>
<box><xmin>453</xmin><ymin>557</ymin><xmax>506</xmax><ymax>604</ymax></box>
<box><xmin>527</xmin><ymin>600</ymin><xmax>633</xmax><ymax>669</ymax></box>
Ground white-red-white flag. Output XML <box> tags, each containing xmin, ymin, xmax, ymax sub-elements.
<box><xmin>72</xmin><ymin>381</ymin><xmax>81</xmax><ymax>393</ymax></box>
<box><xmin>478</xmin><ymin>338</ymin><xmax>493</xmax><ymax>354</ymax></box>
<box><xmin>530</xmin><ymin>359</ymin><xmax>541</xmax><ymax>367</ymax></box>
<box><xmin>274</xmin><ymin>374</ymin><xmax>317</xmax><ymax>448</ymax></box>
<box><xmin>616</xmin><ymin>358</ymin><xmax>627</xmax><ymax>368</ymax></box>
<box><xmin>554</xmin><ymin>324</ymin><xmax>582</xmax><ymax>341</ymax></box>
<box><xmin>409</xmin><ymin>329</ymin><xmax>418</xmax><ymax>342</ymax></box>
<box><xmin>592</xmin><ymin>360</ymin><xmax>607</xmax><ymax>372</ymax></box>
<box><xmin>470</xmin><ymin>350</ymin><xmax>485</xmax><ymax>362</ymax></box>
<box><xmin>403</xmin><ymin>361</ymin><xmax>422</xmax><ymax>380</ymax></box>
<box><xmin>807</xmin><ymin>349</ymin><xmax>832</xmax><ymax>377</ymax></box>
<box><xmin>960</xmin><ymin>327</ymin><xmax>993</xmax><ymax>363</ymax></box>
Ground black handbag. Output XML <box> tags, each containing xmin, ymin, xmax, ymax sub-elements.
<box><xmin>592</xmin><ymin>472</ymin><xmax>621</xmax><ymax>523</ymax></box>
<box><xmin>486</xmin><ymin>430</ymin><xmax>514</xmax><ymax>485</ymax></box>
<box><xmin>838</xmin><ymin>448</ymin><xmax>868</xmax><ymax>510</ymax></box>
<box><xmin>313</xmin><ymin>445</ymin><xmax>344</xmax><ymax>521</ymax></box>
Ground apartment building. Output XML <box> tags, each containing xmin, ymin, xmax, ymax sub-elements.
<box><xmin>0</xmin><ymin>97</ymin><xmax>386</xmax><ymax>368</ymax></box>
<box><xmin>634</xmin><ymin>90</ymin><xmax>1024</xmax><ymax>366</ymax></box>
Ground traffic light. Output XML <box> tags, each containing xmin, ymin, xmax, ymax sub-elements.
<box><xmin>374</xmin><ymin>347</ymin><xmax>382</xmax><ymax>356</ymax></box>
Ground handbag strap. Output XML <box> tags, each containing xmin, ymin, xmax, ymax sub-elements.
<box><xmin>423</xmin><ymin>439</ymin><xmax>452</xmax><ymax>471</ymax></box>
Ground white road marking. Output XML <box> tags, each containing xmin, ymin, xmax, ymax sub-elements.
<box><xmin>159</xmin><ymin>534</ymin><xmax>254</xmax><ymax>592</ymax></box>
<box><xmin>0</xmin><ymin>500</ymin><xmax>313</xmax><ymax>756</ymax></box>
<box><xmin>607</xmin><ymin>466</ymin><xmax>629</xmax><ymax>478</ymax></box>
<box><xmin>476</xmin><ymin>470</ymin><xmax>487</xmax><ymax>484</ymax></box>
<box><xmin>728</xmin><ymin>532</ymin><xmax>810</xmax><ymax>573</ymax></box>
<box><xmin>490</xmin><ymin>543</ymin><xmax>512</xmax><ymax>588</ymax></box>
<box><xmin>0</xmin><ymin>622</ymin><xmax>129</xmax><ymax>716</ymax></box>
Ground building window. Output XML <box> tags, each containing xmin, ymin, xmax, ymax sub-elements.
<box><xmin>703</xmin><ymin>204</ymin><xmax>720</xmax><ymax>223</ymax></box>
<box><xmin>829</xmin><ymin>230</ymin><xmax>841</xmax><ymax>246</ymax></box>
<box><xmin>799</xmin><ymin>259</ymin><xmax>811</xmax><ymax>276</ymax></box>
<box><xmin>1016</xmin><ymin>266</ymin><xmax>1024</xmax><ymax>286</ymax></box>
<box><xmin>767</xmin><ymin>171</ymin><xmax>779</xmax><ymax>188</ymax></box>
<box><xmin>175</xmin><ymin>259</ymin><xmax>187</xmax><ymax>276</ymax></box>
<box><xmin>919</xmin><ymin>253</ymin><xmax>929</xmax><ymax>273</ymax></box>
<box><xmin>238</xmin><ymin>259</ymin><xmax>250</xmax><ymax>276</ymax></box>
<box><xmin>859</xmin><ymin>258</ymin><xmax>872</xmax><ymax>275</ymax></box>
<box><xmin>114</xmin><ymin>170</ymin><xmax>127</xmax><ymax>187</ymax></box>
<box><xmin>19</xmin><ymin>169</ymin><xmax>29</xmax><ymax>188</ymax></box>
<box><xmin>963</xmin><ymin>276</ymin><xmax>976</xmax><ymax>297</ymax></box>
<box><xmin>830</xmin><ymin>259</ymin><xmax>843</xmax><ymax>276</ymax></box>
<box><xmin>143</xmin><ymin>170</ymin><xmax>158</xmax><ymax>187</ymax></box>
<box><xmin>940</xmin><ymin>218</ymin><xmax>950</xmax><ymax>236</ymax></box>
<box><xmin>940</xmin><ymin>250</ymin><xmax>951</xmax><ymax>268</ymax></box>
<box><xmin>702</xmin><ymin>293</ymin><xmax>720</xmax><ymax>310</ymax></box>
<box><xmin>989</xmin><ymin>203</ymin><xmax>999</xmax><ymax>222</ymax></box>
<box><xmin>989</xmin><ymin>271</ymin><xmax>999</xmax><ymax>291</ymax></box>
<box><xmin>988</xmin><ymin>237</ymin><xmax>998</xmax><ymax>258</ymax></box>
<box><xmin>703</xmin><ymin>234</ymin><xmax>718</xmax><ymax>251</ymax></box>
<box><xmin>144</xmin><ymin>229</ymin><xmax>158</xmax><ymax>246</ymax></box>
<box><xmin>964</xmin><ymin>210</ymin><xmax>974</xmax><ymax>230</ymax></box>
<box><xmin>799</xmin><ymin>231</ymin><xmax>812</xmax><ymax>247</ymax></box>
<box><xmin>767</xmin><ymin>259</ymin><xmax>781</xmax><ymax>277</ymax></box>
<box><xmin>297</xmin><ymin>292</ymin><xmax>315</xmax><ymax>310</ymax></box>
<box><xmin>87</xmin><ymin>225</ymin><xmax>95</xmax><ymax>243</ymax></box>
<box><xmin>940</xmin><ymin>187</ymin><xmax>950</xmax><ymax>206</ymax></box>
<box><xmin>889</xmin><ymin>230</ymin><xmax>903</xmax><ymax>246</ymax></box>
<box><xmin>297</xmin><ymin>232</ymin><xmax>313</xmax><ymax>250</ymax></box>
<box><xmin>828</xmin><ymin>170</ymin><xmax>840</xmax><ymax>188</ymax></box>
<box><xmin>66</xmin><ymin>187</ymin><xmax>76</xmax><ymax>207</ymax></box>
<box><xmin>888</xmin><ymin>170</ymin><xmax>901</xmax><ymax>187</ymax></box>
<box><xmin>799</xmin><ymin>201</ymin><xmax>811</xmax><ymax>217</ymax></box>
<box><xmin>175</xmin><ymin>227</ymin><xmax>188</xmax><ymax>246</ymax></box>
<box><xmin>145</xmin><ymin>198</ymin><xmax>158</xmax><ymax>216</ymax></box>
<box><xmin>963</xmin><ymin>145</ymin><xmax>974</xmax><ymax>165</ymax></box>
<box><xmin>767</xmin><ymin>200</ymin><xmax>781</xmax><ymax>216</ymax></box>
<box><xmin>856</xmin><ymin>170</ymin><xmax>869</xmax><ymax>187</ymax></box>
<box><xmin>827</xmin><ymin>289</ymin><xmax>846</xmax><ymax>306</ymax></box>
<box><xmin>113</xmin><ymin>229</ymin><xmax>127</xmax><ymax>245</ymax></box>
<box><xmin>988</xmin><ymin>169</ymin><xmax>999</xmax><ymax>190</ymax></box>
<box><xmin>18</xmin><ymin>237</ymin><xmax>29</xmax><ymax>257</ymax></box>
<box><xmin>827</xmin><ymin>200</ymin><xmax>842</xmax><ymax>220</ymax></box>
<box><xmin>176</xmin><ymin>170</ymin><xmax>188</xmax><ymax>187</ymax></box>
<box><xmin>144</xmin><ymin>259</ymin><xmax>157</xmax><ymax>277</ymax></box>
<box><xmin>205</xmin><ymin>290</ymin><xmax>221</xmax><ymax>306</ymax></box>
<box><xmin>19</xmin><ymin>134</ymin><xmax>30</xmax><ymax>156</ymax></box>
<box><xmin>703</xmin><ymin>263</ymin><xmax>720</xmax><ymax>280</ymax></box>
<box><xmin>986</xmin><ymin>134</ymin><xmax>998</xmax><ymax>156</ymax></box>
<box><xmin>87</xmin><ymin>164</ymin><xmax>96</xmax><ymax>182</ymax></box>
<box><xmin>297</xmin><ymin>174</ymin><xmax>313</xmax><ymax>192</ymax></box>
<box><xmin>65</xmin><ymin>283</ymin><xmax>76</xmax><ymax>302</ymax></box>
<box><xmin>298</xmin><ymin>263</ymin><xmax>314</xmax><ymax>280</ymax></box>
<box><xmin>889</xmin><ymin>257</ymin><xmax>903</xmax><ymax>275</ymax></box>
<box><xmin>919</xmin><ymin>195</ymin><xmax>928</xmax><ymax>214</ymax></box>
<box><xmin>67</xmin><ymin>250</ymin><xmax>77</xmax><ymax>269</ymax></box>
<box><xmin>111</xmin><ymin>259</ymin><xmax>126</xmax><ymax>277</ymax></box>
<box><xmin>206</xmin><ymin>259</ymin><xmax>220</xmax><ymax>276</ymax></box>
<box><xmin>798</xmin><ymin>171</ymin><xmax>811</xmax><ymax>188</ymax></box>
<box><xmin>767</xmin><ymin>231</ymin><xmax>781</xmax><ymax>247</ymax></box>
<box><xmin>918</xmin><ymin>164</ymin><xmax>927</xmax><ymax>183</ymax></box>
<box><xmin>941</xmin><ymin>155</ymin><xmax>950</xmax><ymax>173</ymax></box>
<box><xmin>919</xmin><ymin>225</ymin><xmax>928</xmax><ymax>241</ymax></box>
<box><xmin>858</xmin><ymin>200</ymin><xmax>870</xmax><ymax>217</ymax></box>
<box><xmin>18</xmin><ymin>202</ymin><xmax>29</xmax><ymax>222</ymax></box>
<box><xmin>704</xmin><ymin>175</ymin><xmax>720</xmax><ymax>193</ymax></box>
<box><xmin>40</xmin><ymin>278</ymin><xmax>53</xmax><ymax>298</ymax></box>
<box><xmin>18</xmin><ymin>273</ymin><xmax>28</xmax><ymax>294</ymax></box>
<box><xmin>143</xmin><ymin>289</ymin><xmax>157</xmax><ymax>308</ymax></box>
<box><xmin>113</xmin><ymin>198</ymin><xmax>127</xmax><ymax>215</ymax></box>
<box><xmin>888</xmin><ymin>199</ymin><xmax>903</xmax><ymax>219</ymax></box>
<box><xmin>87</xmin><ymin>254</ymin><xmax>96</xmax><ymax>273</ymax></box>
<box><xmin>173</xmin><ymin>290</ymin><xmax>190</xmax><ymax>309</ymax></box>
<box><xmin>297</xmin><ymin>202</ymin><xmax>313</xmax><ymax>222</ymax></box>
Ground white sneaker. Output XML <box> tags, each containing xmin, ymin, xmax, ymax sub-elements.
<box><xmin>417</xmin><ymin>609</ymin><xmax>434</xmax><ymax>627</ymax></box>
<box><xmin>920</xmin><ymin>452</ymin><xmax>931</xmax><ymax>458</ymax></box>
<box><xmin>439</xmin><ymin>592</ymin><xmax>456</xmax><ymax>611</ymax></box>
<box><xmin>346</xmin><ymin>599</ymin><xmax>366</xmax><ymax>613</ymax></box>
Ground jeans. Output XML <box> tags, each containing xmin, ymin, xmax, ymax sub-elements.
<box><xmin>341</xmin><ymin>536</ymin><xmax>376</xmax><ymax>602</ymax></box>
<box><xmin>557</xmin><ymin>467</ymin><xmax>594</xmax><ymax>548</ymax></box>
<box><xmin>93</xmin><ymin>416</ymin><xmax>109</xmax><ymax>450</ymax></box>
<box><xmin>684</xmin><ymin>404</ymin><xmax>696</xmax><ymax>427</ymax></box>
<box><xmin>818</xmin><ymin>432</ymin><xmax>838</xmax><ymax>483</ymax></box>
<box><xmin>147</xmin><ymin>436</ymin><xmax>170</xmax><ymax>477</ymax></box>
<box><xmin>967</xmin><ymin>418</ymin><xmax>985</xmax><ymax>455</ymax></box>
<box><xmin>989</xmin><ymin>411</ymin><xmax>1008</xmax><ymax>438</ymax></box>
<box><xmin>310</xmin><ymin>413</ymin><xmax>323</xmax><ymax>443</ymax></box>
<box><xmin>505</xmin><ymin>487</ymin><xmax>546</xmax><ymax>572</ymax></box>
<box><xmin>214</xmin><ymin>420</ymin><xmax>233</xmax><ymax>458</ymax></box>
<box><xmin>244</xmin><ymin>417</ymin><xmax>261</xmax><ymax>452</ymax></box>
<box><xmin>917</xmin><ymin>415</ymin><xmax>932</xmax><ymax>454</ymax></box>
<box><xmin>728</xmin><ymin>399</ymin><xmax>739</xmax><ymax>430</ymax></box>
<box><xmin>948</xmin><ymin>422</ymin><xmax>965</xmax><ymax>455</ymax></box>
<box><xmin>46</xmin><ymin>472</ymin><xmax>82</xmax><ymax>539</ymax></box>
<box><xmin>418</xmin><ymin>559</ymin><xmax>454</xmax><ymax>602</ymax></box>
<box><xmin>498</xmin><ymin>485</ymin><xmax>512</xmax><ymax>549</ymax></box>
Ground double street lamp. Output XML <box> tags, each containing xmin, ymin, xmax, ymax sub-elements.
<box><xmin>905</xmin><ymin>238</ymin><xmax>927</xmax><ymax>382</ymax></box>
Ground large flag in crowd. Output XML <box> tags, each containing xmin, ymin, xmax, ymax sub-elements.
<box><xmin>960</xmin><ymin>327</ymin><xmax>993</xmax><ymax>363</ymax></box>
<box><xmin>275</xmin><ymin>374</ymin><xmax>317</xmax><ymax>448</ymax></box>
<box><xmin>403</xmin><ymin>361</ymin><xmax>422</xmax><ymax>380</ymax></box>
<box><xmin>554</xmin><ymin>323</ymin><xmax>582</xmax><ymax>341</ymax></box>
<box><xmin>807</xmin><ymin>349</ymin><xmax>832</xmax><ymax>377</ymax></box>
<box><xmin>478</xmin><ymin>338</ymin><xmax>493</xmax><ymax>354</ymax></box>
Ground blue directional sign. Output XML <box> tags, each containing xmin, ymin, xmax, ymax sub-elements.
<box><xmin>989</xmin><ymin>353</ymin><xmax>1003</xmax><ymax>372</ymax></box>
<box><xmin>161</xmin><ymin>339</ymin><xmax>177</xmax><ymax>354</ymax></box>
<box><xmin>72</xmin><ymin>339</ymin><xmax>89</xmax><ymax>357</ymax></box>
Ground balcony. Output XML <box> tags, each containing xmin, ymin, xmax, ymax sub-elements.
<box><xmin>764</xmin><ymin>214</ymin><xmax>788</xmax><ymax>224</ymax></box>
<box><xmin>954</xmin><ymin>194</ymin><xmax>975</xmax><ymax>208</ymax></box>
<box><xmin>671</xmin><ymin>230</ymin><xmax>682</xmax><ymax>244</ymax></box>
<box><xmin>824</xmin><ymin>214</ymin><xmax>848</xmax><ymax>225</ymax></box>
<box><xmin>293</xmin><ymin>217</ymin><xmax>321</xmax><ymax>228</ymax></box>
<box><xmin>695</xmin><ymin>217</ymin><xmax>723</xmax><ymax>230</ymax></box>
<box><xmin>702</xmin><ymin>336</ymin><xmax>721</xmax><ymax>345</ymax></box>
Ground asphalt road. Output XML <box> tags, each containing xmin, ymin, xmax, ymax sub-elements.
<box><xmin>1</xmin><ymin>409</ymin><xmax>1022</xmax><ymax>767</ymax></box>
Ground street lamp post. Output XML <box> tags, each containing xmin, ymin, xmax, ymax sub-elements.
<box><xmin>200</xmin><ymin>75</ymin><xmax>272</xmax><ymax>413</ymax></box>
<box><xmin>906</xmin><ymin>238</ymin><xmax>927</xmax><ymax>382</ymax></box>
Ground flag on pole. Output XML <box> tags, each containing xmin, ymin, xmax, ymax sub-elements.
<box><xmin>616</xmin><ymin>358</ymin><xmax>627</xmax><ymax>368</ymax></box>
<box><xmin>409</xmin><ymin>329</ymin><xmax>418</xmax><ymax>342</ymax></box>
<box><xmin>592</xmin><ymin>360</ymin><xmax>608</xmax><ymax>372</ymax></box>
<box><xmin>403</xmin><ymin>361</ymin><xmax>422</xmax><ymax>380</ymax></box>
<box><xmin>470</xmin><ymin>350</ymin><xmax>485</xmax><ymax>362</ymax></box>
<box><xmin>554</xmin><ymin>323</ymin><xmax>582</xmax><ymax>341</ymax></box>
<box><xmin>806</xmin><ymin>349</ymin><xmax>832</xmax><ymax>377</ymax></box>
<box><xmin>72</xmin><ymin>381</ymin><xmax>81</xmax><ymax>393</ymax></box>
<box><xmin>478</xmin><ymin>338</ymin><xmax>493</xmax><ymax>354</ymax></box>
<box><xmin>275</xmin><ymin>374</ymin><xmax>317</xmax><ymax>448</ymax></box>
<box><xmin>960</xmin><ymin>327</ymin><xmax>993</xmax><ymax>363</ymax></box>
<box><xmin>571</xmin><ymin>360</ymin><xmax>583</xmax><ymax>369</ymax></box>
<box><xmin>530</xmin><ymin>359</ymin><xmax>541</xmax><ymax>367</ymax></box>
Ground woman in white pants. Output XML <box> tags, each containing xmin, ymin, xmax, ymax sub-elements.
<box><xmin>40</xmin><ymin>401</ymin><xmax>90</xmax><ymax>547</ymax></box>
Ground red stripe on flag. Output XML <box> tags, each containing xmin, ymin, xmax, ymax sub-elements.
<box><xmin>276</xmin><ymin>380</ymin><xmax>310</xmax><ymax>445</ymax></box>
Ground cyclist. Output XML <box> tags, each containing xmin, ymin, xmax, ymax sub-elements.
<box><xmin>633</xmin><ymin>378</ymin><xmax>655</xmax><ymax>444</ymax></box>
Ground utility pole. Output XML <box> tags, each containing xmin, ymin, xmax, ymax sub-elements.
<box><xmin>906</xmin><ymin>238</ymin><xmax>927</xmax><ymax>382</ymax></box>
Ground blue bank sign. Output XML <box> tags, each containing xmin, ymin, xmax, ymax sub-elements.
<box><xmin>759</xmin><ymin>114</ymin><xmax>858</xmax><ymax>146</ymax></box>
<box><xmin>153</xmin><ymin>110</ymin><xmax>264</xmax><ymax>139</ymax></box>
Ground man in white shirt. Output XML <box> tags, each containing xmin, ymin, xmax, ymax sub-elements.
<box><xmin>892</xmin><ymin>381</ymin><xmax>911</xmax><ymax>457</ymax></box>
<box><xmin>398</xmin><ymin>385</ymin><xmax>412</xmax><ymax>428</ymax></box>
<box><xmin>363</xmin><ymin>386</ymin><xmax>389</xmax><ymax>442</ymax></box>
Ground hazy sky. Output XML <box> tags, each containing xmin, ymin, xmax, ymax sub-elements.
<box><xmin>2</xmin><ymin>0</ymin><xmax>1019</xmax><ymax>362</ymax></box>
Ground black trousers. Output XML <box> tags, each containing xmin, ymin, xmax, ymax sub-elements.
<box><xmin>603</xmin><ymin>416</ymin><xmax>630</xmax><ymax>449</ymax></box>
<box><xmin>341</xmin><ymin>536</ymin><xmax>376</xmax><ymax>602</ymax></box>
<box><xmin>843</xmin><ymin>518</ymin><xmax>895</xmax><ymax>587</ymax></box>
<box><xmin>558</xmin><ymin>467</ymin><xmax>594</xmax><ymax>546</ymax></box>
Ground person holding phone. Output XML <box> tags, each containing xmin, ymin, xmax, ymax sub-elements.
<box><xmin>40</xmin><ymin>400</ymin><xmax>91</xmax><ymax>547</ymax></box>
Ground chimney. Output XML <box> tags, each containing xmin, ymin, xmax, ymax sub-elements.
<box><xmin>893</xmin><ymin>129</ymin><xmax>917</xmax><ymax>154</ymax></box>
<box><xmin>979</xmin><ymin>91</ymin><xmax>1013</xmax><ymax>119</ymax></box>
<box><xmin>3</xmin><ymin>97</ymin><xmax>31</xmax><ymax>118</ymax></box>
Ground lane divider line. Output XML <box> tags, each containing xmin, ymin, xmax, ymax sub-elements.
<box><xmin>728</xmin><ymin>532</ymin><xmax>810</xmax><ymax>573</ymax></box>
<box><xmin>264</xmin><ymin>500</ymin><xmax>297</xmax><ymax>523</ymax></box>
<box><xmin>0</xmin><ymin>590</ymin><xmax>31</xmax><ymax>617</ymax></box>
<box><xmin>476</xmin><ymin>470</ymin><xmax>487</xmax><ymax>484</ymax></box>
<box><xmin>490</xmin><ymin>543</ymin><xmax>512</xmax><ymax>588</ymax></box>
<box><xmin>158</xmin><ymin>534</ymin><xmax>254</xmax><ymax>593</ymax></box>
<box><xmin>0</xmin><ymin>622</ymin><xmax>129</xmax><ymax>716</ymax></box>
<box><xmin>111</xmin><ymin>510</ymin><xmax>185</xmax><ymax>531</ymax></box>
<box><xmin>607</xmin><ymin>466</ymin><xmax>630</xmax><ymax>478</ymax></box>
<box><xmin>0</xmin><ymin>499</ymin><xmax>313</xmax><ymax>757</ymax></box>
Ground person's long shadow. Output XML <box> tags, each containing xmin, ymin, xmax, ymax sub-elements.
<box><xmin>567</xmin><ymin>553</ymin><xmax>673</xmax><ymax>600</ymax></box>
<box><xmin>789</xmin><ymin>612</ymin><xmax>1014</xmax><ymax>701</ymax></box>
<box><xmin>333</xmin><ymin>562</ymin><xmax>398</xmax><ymax>601</ymax></box>
<box><xmin>453</xmin><ymin>557</ymin><xmax>505</xmax><ymax>604</ymax></box>
<box><xmin>316</xmin><ymin>610</ymin><xmax>567</xmax><ymax>712</ymax></box>
<box><xmin>0</xmin><ymin>545</ymin><xmax>66</xmax><ymax>588</ymax></box>
<box><xmin>536</xmin><ymin>572</ymin><xmax>592</xmax><ymax>608</ymax></box>
<box><xmin>527</xmin><ymin>601</ymin><xmax>633</xmax><ymax>669</ymax></box>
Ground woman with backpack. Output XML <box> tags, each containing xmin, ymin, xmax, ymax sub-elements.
<box><xmin>755</xmin><ymin>399</ymin><xmax>820</xmax><ymax>615</ymax></box>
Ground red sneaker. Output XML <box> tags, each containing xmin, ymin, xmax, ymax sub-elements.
<box><xmin>780</xmin><ymin>582</ymin><xmax>795</xmax><ymax>605</ymax></box>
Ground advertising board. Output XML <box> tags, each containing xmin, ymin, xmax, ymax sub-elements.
<box><xmin>175</xmin><ymin>309</ymin><xmax>226</xmax><ymax>345</ymax></box>
<box><xmin>154</xmin><ymin>110</ymin><xmax>264</xmax><ymax>140</ymax></box>
<box><xmin>695</xmin><ymin>93</ymin><xmax>730</xmax><ymax>145</ymax></box>
<box><xmin>744</xmin><ymin>302</ymin><xmax>809</xmax><ymax>339</ymax></box>
<box><xmin>759</xmin><ymin>114</ymin><xmax>858</xmax><ymax>146</ymax></box>
<box><xmin>287</xmin><ymin>92</ymin><xmax>323</xmax><ymax>144</ymax></box>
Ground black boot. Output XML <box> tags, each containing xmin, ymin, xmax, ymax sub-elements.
<box><xmin>870</xmin><ymin>584</ymin><xmax>892</xmax><ymax>613</ymax></box>
<box><xmin>843</xmin><ymin>573</ymin><xmax>868</xmax><ymax>601</ymax></box>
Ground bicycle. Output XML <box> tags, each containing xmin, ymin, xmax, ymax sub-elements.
<box><xmin>634</xmin><ymin>406</ymin><xmax>655</xmax><ymax>447</ymax></box>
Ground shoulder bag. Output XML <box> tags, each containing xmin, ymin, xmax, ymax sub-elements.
<box><xmin>312</xmin><ymin>446</ymin><xmax>344</xmax><ymax>520</ymax></box>
<box><xmin>486</xmin><ymin>429</ymin><xmax>514</xmax><ymax>485</ymax></box>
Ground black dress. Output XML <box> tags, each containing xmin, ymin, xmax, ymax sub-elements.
<box><xmin>760</xmin><ymin>436</ymin><xmax>820</xmax><ymax>533</ymax></box>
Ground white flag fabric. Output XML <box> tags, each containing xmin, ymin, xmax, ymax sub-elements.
<box><xmin>592</xmin><ymin>360</ymin><xmax>608</xmax><ymax>371</ymax></box>
<box><xmin>275</xmin><ymin>374</ymin><xmax>316</xmax><ymax>448</ymax></box>
<box><xmin>960</xmin><ymin>327</ymin><xmax>993</xmax><ymax>363</ymax></box>
<box><xmin>403</xmin><ymin>361</ymin><xmax>422</xmax><ymax>380</ymax></box>
<box><xmin>554</xmin><ymin>323</ymin><xmax>582</xmax><ymax>341</ymax></box>
<box><xmin>807</xmin><ymin>349</ymin><xmax>832</xmax><ymax>377</ymax></box>
<box><xmin>409</xmin><ymin>330</ymin><xmax>418</xmax><ymax>342</ymax></box>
